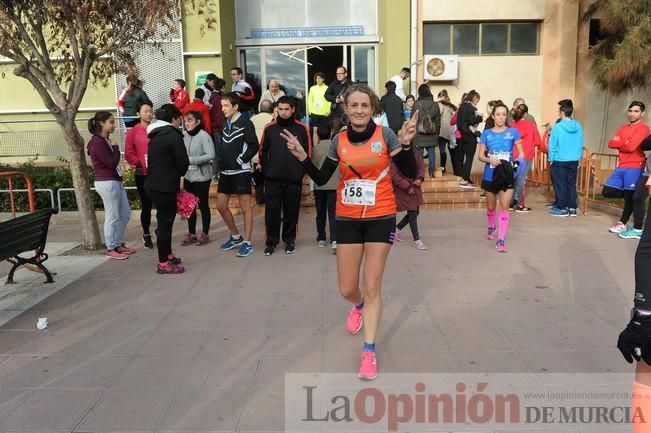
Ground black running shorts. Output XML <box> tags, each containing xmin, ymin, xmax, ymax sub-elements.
<box><xmin>336</xmin><ymin>216</ymin><xmax>396</xmax><ymax>244</ymax></box>
<box><xmin>218</xmin><ymin>172</ymin><xmax>252</xmax><ymax>195</ymax></box>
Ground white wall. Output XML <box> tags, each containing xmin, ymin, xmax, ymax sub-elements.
<box><xmin>422</xmin><ymin>0</ymin><xmax>546</xmax><ymax>21</ymax></box>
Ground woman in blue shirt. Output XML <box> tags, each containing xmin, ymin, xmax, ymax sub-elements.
<box><xmin>477</xmin><ymin>103</ymin><xmax>524</xmax><ymax>253</ymax></box>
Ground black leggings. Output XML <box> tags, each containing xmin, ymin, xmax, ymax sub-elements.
<box><xmin>135</xmin><ymin>174</ymin><xmax>153</xmax><ymax>234</ymax></box>
<box><xmin>635</xmin><ymin>196</ymin><xmax>651</xmax><ymax>308</ymax></box>
<box><xmin>147</xmin><ymin>189</ymin><xmax>176</xmax><ymax>263</ymax></box>
<box><xmin>183</xmin><ymin>179</ymin><xmax>211</xmax><ymax>235</ymax></box>
<box><xmin>603</xmin><ymin>185</ymin><xmax>635</xmax><ymax>225</ymax></box>
<box><xmin>438</xmin><ymin>136</ymin><xmax>449</xmax><ymax>171</ymax></box>
<box><xmin>460</xmin><ymin>134</ymin><xmax>477</xmax><ymax>182</ymax></box>
<box><xmin>633</xmin><ymin>175</ymin><xmax>649</xmax><ymax>229</ymax></box>
<box><xmin>397</xmin><ymin>208</ymin><xmax>420</xmax><ymax>241</ymax></box>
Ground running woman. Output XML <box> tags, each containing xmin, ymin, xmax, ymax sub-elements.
<box><xmin>124</xmin><ymin>102</ymin><xmax>155</xmax><ymax>249</ymax></box>
<box><xmin>285</xmin><ymin>84</ymin><xmax>418</xmax><ymax>380</ymax></box>
<box><xmin>617</xmin><ymin>178</ymin><xmax>651</xmax><ymax>433</ymax></box>
<box><xmin>603</xmin><ymin>101</ymin><xmax>649</xmax><ymax>237</ymax></box>
<box><xmin>477</xmin><ymin>103</ymin><xmax>524</xmax><ymax>253</ymax></box>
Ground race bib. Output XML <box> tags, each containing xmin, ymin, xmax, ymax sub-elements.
<box><xmin>490</xmin><ymin>150</ymin><xmax>511</xmax><ymax>161</ymax></box>
<box><xmin>315</xmin><ymin>101</ymin><xmax>324</xmax><ymax>110</ymax></box>
<box><xmin>342</xmin><ymin>179</ymin><xmax>376</xmax><ymax>206</ymax></box>
<box><xmin>188</xmin><ymin>164</ymin><xmax>198</xmax><ymax>171</ymax></box>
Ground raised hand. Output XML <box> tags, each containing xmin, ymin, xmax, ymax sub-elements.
<box><xmin>281</xmin><ymin>129</ymin><xmax>308</xmax><ymax>161</ymax></box>
<box><xmin>398</xmin><ymin>110</ymin><xmax>419</xmax><ymax>145</ymax></box>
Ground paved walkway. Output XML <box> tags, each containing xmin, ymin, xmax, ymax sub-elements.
<box><xmin>0</xmin><ymin>199</ymin><xmax>639</xmax><ymax>432</ymax></box>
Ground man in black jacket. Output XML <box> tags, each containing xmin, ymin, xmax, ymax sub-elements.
<box><xmin>380</xmin><ymin>81</ymin><xmax>405</xmax><ymax>134</ymax></box>
<box><xmin>259</xmin><ymin>96</ymin><xmax>311</xmax><ymax>256</ymax></box>
<box><xmin>217</xmin><ymin>92</ymin><xmax>259</xmax><ymax>258</ymax></box>
<box><xmin>325</xmin><ymin>66</ymin><xmax>352</xmax><ymax>133</ymax></box>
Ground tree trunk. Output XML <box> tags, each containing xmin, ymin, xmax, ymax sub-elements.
<box><xmin>61</xmin><ymin>119</ymin><xmax>103</xmax><ymax>250</ymax></box>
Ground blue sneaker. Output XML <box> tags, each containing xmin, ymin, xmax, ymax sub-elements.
<box><xmin>549</xmin><ymin>208</ymin><xmax>569</xmax><ymax>217</ymax></box>
<box><xmin>236</xmin><ymin>242</ymin><xmax>253</xmax><ymax>257</ymax></box>
<box><xmin>568</xmin><ymin>208</ymin><xmax>577</xmax><ymax>217</ymax></box>
<box><xmin>220</xmin><ymin>235</ymin><xmax>243</xmax><ymax>251</ymax></box>
<box><xmin>618</xmin><ymin>227</ymin><xmax>643</xmax><ymax>239</ymax></box>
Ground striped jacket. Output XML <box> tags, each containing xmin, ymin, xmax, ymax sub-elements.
<box><xmin>219</xmin><ymin>113</ymin><xmax>259</xmax><ymax>175</ymax></box>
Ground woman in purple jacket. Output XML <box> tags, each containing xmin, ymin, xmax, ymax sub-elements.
<box><xmin>87</xmin><ymin>111</ymin><xmax>134</xmax><ymax>260</ymax></box>
<box><xmin>391</xmin><ymin>143</ymin><xmax>427</xmax><ymax>250</ymax></box>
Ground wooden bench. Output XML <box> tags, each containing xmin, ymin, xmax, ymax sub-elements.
<box><xmin>0</xmin><ymin>208</ymin><xmax>56</xmax><ymax>284</ymax></box>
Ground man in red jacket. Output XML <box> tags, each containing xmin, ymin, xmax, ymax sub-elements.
<box><xmin>182</xmin><ymin>88</ymin><xmax>212</xmax><ymax>135</ymax></box>
<box><xmin>604</xmin><ymin>101</ymin><xmax>649</xmax><ymax>238</ymax></box>
<box><xmin>170</xmin><ymin>79</ymin><xmax>189</xmax><ymax>111</ymax></box>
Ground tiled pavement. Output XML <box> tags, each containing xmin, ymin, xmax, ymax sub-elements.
<box><xmin>0</xmin><ymin>200</ymin><xmax>639</xmax><ymax>432</ymax></box>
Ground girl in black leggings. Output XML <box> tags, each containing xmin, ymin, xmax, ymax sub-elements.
<box><xmin>181</xmin><ymin>111</ymin><xmax>215</xmax><ymax>246</ymax></box>
<box><xmin>145</xmin><ymin>104</ymin><xmax>190</xmax><ymax>274</ymax></box>
<box><xmin>457</xmin><ymin>90</ymin><xmax>483</xmax><ymax>188</ymax></box>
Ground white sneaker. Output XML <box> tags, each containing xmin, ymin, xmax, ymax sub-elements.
<box><xmin>331</xmin><ymin>241</ymin><xmax>337</xmax><ymax>254</ymax></box>
<box><xmin>609</xmin><ymin>222</ymin><xmax>627</xmax><ymax>234</ymax></box>
<box><xmin>414</xmin><ymin>240</ymin><xmax>427</xmax><ymax>250</ymax></box>
<box><xmin>318</xmin><ymin>240</ymin><xmax>326</xmax><ymax>248</ymax></box>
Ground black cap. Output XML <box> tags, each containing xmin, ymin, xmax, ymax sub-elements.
<box><xmin>401</xmin><ymin>67</ymin><xmax>411</xmax><ymax>75</ymax></box>
<box><xmin>206</xmin><ymin>73</ymin><xmax>218</xmax><ymax>81</ymax></box>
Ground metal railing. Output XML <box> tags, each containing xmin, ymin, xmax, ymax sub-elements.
<box><xmin>0</xmin><ymin>188</ymin><xmax>55</xmax><ymax>211</ymax></box>
<box><xmin>0</xmin><ymin>116</ymin><xmax>137</xmax><ymax>159</ymax></box>
<box><xmin>56</xmin><ymin>186</ymin><xmax>137</xmax><ymax>213</ymax></box>
<box><xmin>581</xmin><ymin>152</ymin><xmax>622</xmax><ymax>215</ymax></box>
<box><xmin>0</xmin><ymin>171</ymin><xmax>35</xmax><ymax>217</ymax></box>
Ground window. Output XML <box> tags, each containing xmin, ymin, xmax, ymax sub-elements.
<box><xmin>424</xmin><ymin>24</ymin><xmax>451</xmax><ymax>54</ymax></box>
<box><xmin>482</xmin><ymin>24</ymin><xmax>508</xmax><ymax>54</ymax></box>
<box><xmin>423</xmin><ymin>22</ymin><xmax>539</xmax><ymax>56</ymax></box>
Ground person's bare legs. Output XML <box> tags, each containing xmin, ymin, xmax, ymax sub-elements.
<box><xmin>216</xmin><ymin>192</ymin><xmax>240</xmax><ymax>236</ymax></box>
<box><xmin>360</xmin><ymin>242</ymin><xmax>392</xmax><ymax>345</ymax></box>
<box><xmin>239</xmin><ymin>194</ymin><xmax>253</xmax><ymax>242</ymax></box>
<box><xmin>336</xmin><ymin>243</ymin><xmax>364</xmax><ymax>305</ymax></box>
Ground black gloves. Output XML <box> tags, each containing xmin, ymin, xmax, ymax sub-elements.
<box><xmin>617</xmin><ymin>310</ymin><xmax>651</xmax><ymax>363</ymax></box>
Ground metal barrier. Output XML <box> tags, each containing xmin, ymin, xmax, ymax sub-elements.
<box><xmin>0</xmin><ymin>171</ymin><xmax>35</xmax><ymax>217</ymax></box>
<box><xmin>0</xmin><ymin>116</ymin><xmax>136</xmax><ymax>159</ymax></box>
<box><xmin>581</xmin><ymin>152</ymin><xmax>621</xmax><ymax>215</ymax></box>
<box><xmin>0</xmin><ymin>188</ymin><xmax>55</xmax><ymax>211</ymax></box>
<box><xmin>56</xmin><ymin>186</ymin><xmax>137</xmax><ymax>213</ymax></box>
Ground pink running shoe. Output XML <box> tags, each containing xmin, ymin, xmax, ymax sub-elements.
<box><xmin>496</xmin><ymin>240</ymin><xmax>507</xmax><ymax>253</ymax></box>
<box><xmin>116</xmin><ymin>244</ymin><xmax>136</xmax><ymax>255</ymax></box>
<box><xmin>485</xmin><ymin>226</ymin><xmax>496</xmax><ymax>240</ymax></box>
<box><xmin>358</xmin><ymin>351</ymin><xmax>378</xmax><ymax>380</ymax></box>
<box><xmin>157</xmin><ymin>262</ymin><xmax>185</xmax><ymax>274</ymax></box>
<box><xmin>196</xmin><ymin>233</ymin><xmax>210</xmax><ymax>245</ymax></box>
<box><xmin>346</xmin><ymin>306</ymin><xmax>364</xmax><ymax>335</ymax></box>
<box><xmin>393</xmin><ymin>230</ymin><xmax>403</xmax><ymax>242</ymax></box>
<box><xmin>181</xmin><ymin>234</ymin><xmax>197</xmax><ymax>246</ymax></box>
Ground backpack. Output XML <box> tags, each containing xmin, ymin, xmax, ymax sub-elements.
<box><xmin>416</xmin><ymin>102</ymin><xmax>437</xmax><ymax>135</ymax></box>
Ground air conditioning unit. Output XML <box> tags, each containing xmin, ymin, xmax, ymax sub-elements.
<box><xmin>423</xmin><ymin>55</ymin><xmax>459</xmax><ymax>81</ymax></box>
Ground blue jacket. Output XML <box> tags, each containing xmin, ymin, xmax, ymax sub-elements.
<box><xmin>549</xmin><ymin>118</ymin><xmax>584</xmax><ymax>162</ymax></box>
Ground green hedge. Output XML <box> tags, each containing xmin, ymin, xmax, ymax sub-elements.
<box><xmin>0</xmin><ymin>158</ymin><xmax>141</xmax><ymax>212</ymax></box>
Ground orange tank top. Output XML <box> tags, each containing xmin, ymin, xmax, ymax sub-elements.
<box><xmin>336</xmin><ymin>124</ymin><xmax>396</xmax><ymax>219</ymax></box>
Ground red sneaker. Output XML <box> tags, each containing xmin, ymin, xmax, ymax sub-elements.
<box><xmin>346</xmin><ymin>306</ymin><xmax>363</xmax><ymax>335</ymax></box>
<box><xmin>106</xmin><ymin>249</ymin><xmax>129</xmax><ymax>260</ymax></box>
<box><xmin>116</xmin><ymin>245</ymin><xmax>136</xmax><ymax>255</ymax></box>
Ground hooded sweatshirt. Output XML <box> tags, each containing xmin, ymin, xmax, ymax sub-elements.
<box><xmin>607</xmin><ymin>121</ymin><xmax>649</xmax><ymax>169</ymax></box>
<box><xmin>548</xmin><ymin>118</ymin><xmax>584</xmax><ymax>162</ymax></box>
<box><xmin>183</xmin><ymin>127</ymin><xmax>215</xmax><ymax>183</ymax></box>
<box><xmin>144</xmin><ymin>120</ymin><xmax>190</xmax><ymax>193</ymax></box>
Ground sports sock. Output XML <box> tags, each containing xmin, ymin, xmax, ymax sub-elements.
<box><xmin>355</xmin><ymin>300</ymin><xmax>364</xmax><ymax>310</ymax></box>
<box><xmin>363</xmin><ymin>342</ymin><xmax>376</xmax><ymax>352</ymax></box>
<box><xmin>487</xmin><ymin>209</ymin><xmax>496</xmax><ymax>230</ymax></box>
<box><xmin>498</xmin><ymin>211</ymin><xmax>510</xmax><ymax>242</ymax></box>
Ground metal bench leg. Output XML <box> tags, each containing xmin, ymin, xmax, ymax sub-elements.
<box><xmin>5</xmin><ymin>261</ymin><xmax>19</xmax><ymax>284</ymax></box>
<box><xmin>35</xmin><ymin>261</ymin><xmax>54</xmax><ymax>283</ymax></box>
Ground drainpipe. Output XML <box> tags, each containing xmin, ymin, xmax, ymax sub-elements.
<box><xmin>410</xmin><ymin>0</ymin><xmax>418</xmax><ymax>96</ymax></box>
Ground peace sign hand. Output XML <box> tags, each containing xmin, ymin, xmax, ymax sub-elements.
<box><xmin>399</xmin><ymin>110</ymin><xmax>419</xmax><ymax>145</ymax></box>
<box><xmin>281</xmin><ymin>129</ymin><xmax>308</xmax><ymax>161</ymax></box>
